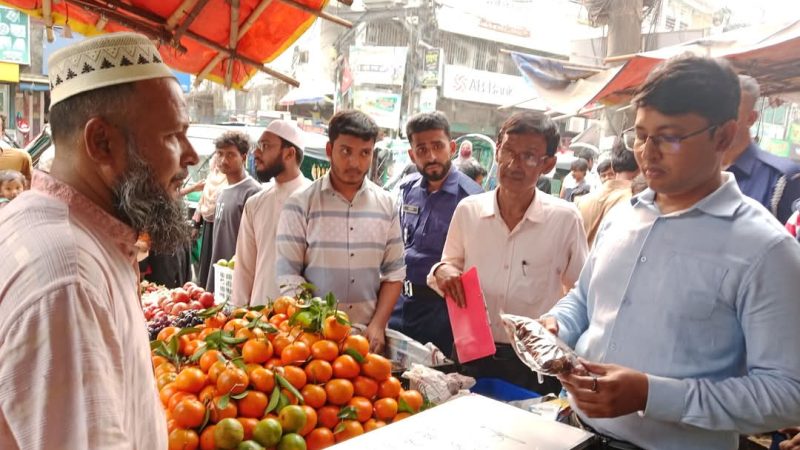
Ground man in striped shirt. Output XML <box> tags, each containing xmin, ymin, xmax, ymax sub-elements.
<box><xmin>276</xmin><ymin>110</ymin><xmax>405</xmax><ymax>352</ymax></box>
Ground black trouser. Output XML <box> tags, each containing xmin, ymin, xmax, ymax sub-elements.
<box><xmin>389</xmin><ymin>283</ymin><xmax>455</xmax><ymax>357</ymax></box>
<box><xmin>570</xmin><ymin>413</ymin><xmax>644</xmax><ymax>450</ymax></box>
<box><xmin>458</xmin><ymin>343</ymin><xmax>563</xmax><ymax>396</ymax></box>
<box><xmin>197</xmin><ymin>221</ymin><xmax>214</xmax><ymax>288</ymax></box>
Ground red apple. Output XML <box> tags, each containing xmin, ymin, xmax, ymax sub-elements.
<box><xmin>172</xmin><ymin>288</ymin><xmax>190</xmax><ymax>304</ymax></box>
<box><xmin>171</xmin><ymin>303</ymin><xmax>189</xmax><ymax>315</ymax></box>
<box><xmin>153</xmin><ymin>310</ymin><xmax>166</xmax><ymax>319</ymax></box>
<box><xmin>198</xmin><ymin>292</ymin><xmax>215</xmax><ymax>308</ymax></box>
<box><xmin>188</xmin><ymin>301</ymin><xmax>203</xmax><ymax>310</ymax></box>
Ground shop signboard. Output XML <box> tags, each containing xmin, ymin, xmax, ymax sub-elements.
<box><xmin>435</xmin><ymin>0</ymin><xmax>595</xmax><ymax>56</ymax></box>
<box><xmin>442</xmin><ymin>64</ymin><xmax>531</xmax><ymax>107</ymax></box>
<box><xmin>421</xmin><ymin>49</ymin><xmax>443</xmax><ymax>87</ymax></box>
<box><xmin>349</xmin><ymin>46</ymin><xmax>407</xmax><ymax>86</ymax></box>
<box><xmin>419</xmin><ymin>87</ymin><xmax>438</xmax><ymax>112</ymax></box>
<box><xmin>0</xmin><ymin>6</ymin><xmax>29</xmax><ymax>65</ymax></box>
<box><xmin>353</xmin><ymin>90</ymin><xmax>402</xmax><ymax>130</ymax></box>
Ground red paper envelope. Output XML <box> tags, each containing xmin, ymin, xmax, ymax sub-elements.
<box><xmin>445</xmin><ymin>266</ymin><xmax>496</xmax><ymax>363</ymax></box>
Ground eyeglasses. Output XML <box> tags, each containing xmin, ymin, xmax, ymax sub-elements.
<box><xmin>254</xmin><ymin>141</ymin><xmax>273</xmax><ymax>152</ymax></box>
<box><xmin>497</xmin><ymin>148</ymin><xmax>549</xmax><ymax>168</ymax></box>
<box><xmin>621</xmin><ymin>124</ymin><xmax>718</xmax><ymax>153</ymax></box>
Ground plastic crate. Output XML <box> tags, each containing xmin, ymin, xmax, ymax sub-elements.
<box><xmin>471</xmin><ymin>377</ymin><xmax>540</xmax><ymax>402</ymax></box>
<box><xmin>213</xmin><ymin>264</ymin><xmax>233</xmax><ymax>303</ymax></box>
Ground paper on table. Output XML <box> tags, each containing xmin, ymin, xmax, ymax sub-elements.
<box><xmin>445</xmin><ymin>266</ymin><xmax>496</xmax><ymax>363</ymax></box>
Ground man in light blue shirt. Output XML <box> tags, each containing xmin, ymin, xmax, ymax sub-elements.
<box><xmin>542</xmin><ymin>56</ymin><xmax>800</xmax><ymax>450</ymax></box>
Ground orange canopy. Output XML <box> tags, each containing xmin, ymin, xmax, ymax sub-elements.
<box><xmin>0</xmin><ymin>0</ymin><xmax>348</xmax><ymax>89</ymax></box>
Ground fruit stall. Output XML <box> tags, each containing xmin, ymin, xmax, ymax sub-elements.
<box><xmin>145</xmin><ymin>284</ymin><xmax>433</xmax><ymax>450</ymax></box>
<box><xmin>144</xmin><ymin>282</ymin><xmax>595</xmax><ymax>450</ymax></box>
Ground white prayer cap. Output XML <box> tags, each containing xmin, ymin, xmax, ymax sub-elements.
<box><xmin>265</xmin><ymin>120</ymin><xmax>306</xmax><ymax>151</ymax></box>
<box><xmin>48</xmin><ymin>32</ymin><xmax>175</xmax><ymax>108</ymax></box>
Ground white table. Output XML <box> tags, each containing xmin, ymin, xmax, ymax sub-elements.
<box><xmin>330</xmin><ymin>394</ymin><xmax>595</xmax><ymax>450</ymax></box>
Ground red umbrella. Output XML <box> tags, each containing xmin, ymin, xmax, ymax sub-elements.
<box><xmin>0</xmin><ymin>0</ymin><xmax>352</xmax><ymax>89</ymax></box>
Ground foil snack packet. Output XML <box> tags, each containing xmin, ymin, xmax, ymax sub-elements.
<box><xmin>500</xmin><ymin>313</ymin><xmax>584</xmax><ymax>380</ymax></box>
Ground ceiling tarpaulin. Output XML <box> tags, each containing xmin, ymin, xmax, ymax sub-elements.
<box><xmin>510</xmin><ymin>20</ymin><xmax>800</xmax><ymax>115</ymax></box>
<box><xmin>0</xmin><ymin>0</ymin><xmax>353</xmax><ymax>89</ymax></box>
<box><xmin>590</xmin><ymin>19</ymin><xmax>800</xmax><ymax>104</ymax></box>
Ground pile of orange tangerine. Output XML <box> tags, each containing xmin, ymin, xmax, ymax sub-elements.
<box><xmin>153</xmin><ymin>297</ymin><xmax>426</xmax><ymax>450</ymax></box>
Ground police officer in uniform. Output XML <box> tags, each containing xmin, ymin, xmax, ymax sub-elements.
<box><xmin>388</xmin><ymin>112</ymin><xmax>482</xmax><ymax>356</ymax></box>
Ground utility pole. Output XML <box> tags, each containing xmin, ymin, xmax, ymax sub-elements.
<box><xmin>603</xmin><ymin>0</ymin><xmax>643</xmax><ymax>138</ymax></box>
<box><xmin>606</xmin><ymin>0</ymin><xmax>643</xmax><ymax>60</ymax></box>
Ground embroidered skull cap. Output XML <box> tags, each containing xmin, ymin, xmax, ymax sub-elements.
<box><xmin>48</xmin><ymin>32</ymin><xmax>174</xmax><ymax>108</ymax></box>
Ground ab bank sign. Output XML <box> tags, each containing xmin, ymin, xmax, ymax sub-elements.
<box><xmin>442</xmin><ymin>65</ymin><xmax>530</xmax><ymax>106</ymax></box>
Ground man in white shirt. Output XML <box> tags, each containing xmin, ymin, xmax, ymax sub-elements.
<box><xmin>429</xmin><ymin>111</ymin><xmax>588</xmax><ymax>394</ymax></box>
<box><xmin>0</xmin><ymin>33</ymin><xmax>199</xmax><ymax>449</ymax></box>
<box><xmin>232</xmin><ymin>120</ymin><xmax>311</xmax><ymax>306</ymax></box>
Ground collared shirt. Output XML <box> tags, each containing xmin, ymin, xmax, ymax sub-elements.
<box><xmin>276</xmin><ymin>173</ymin><xmax>406</xmax><ymax>325</ymax></box>
<box><xmin>728</xmin><ymin>141</ymin><xmax>800</xmax><ymax>223</ymax></box>
<box><xmin>400</xmin><ymin>168</ymin><xmax>483</xmax><ymax>285</ymax></box>
<box><xmin>576</xmin><ymin>179</ymin><xmax>632</xmax><ymax>246</ymax></box>
<box><xmin>0</xmin><ymin>171</ymin><xmax>166</xmax><ymax>450</ymax></box>
<box><xmin>547</xmin><ymin>174</ymin><xmax>800</xmax><ymax>450</ymax></box>
<box><xmin>232</xmin><ymin>174</ymin><xmax>312</xmax><ymax>307</ymax></box>
<box><xmin>427</xmin><ymin>189</ymin><xmax>588</xmax><ymax>343</ymax></box>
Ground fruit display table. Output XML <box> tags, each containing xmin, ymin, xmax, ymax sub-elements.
<box><xmin>328</xmin><ymin>394</ymin><xmax>595</xmax><ymax>450</ymax></box>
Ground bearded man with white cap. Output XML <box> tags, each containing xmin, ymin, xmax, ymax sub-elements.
<box><xmin>232</xmin><ymin>120</ymin><xmax>312</xmax><ymax>306</ymax></box>
<box><xmin>0</xmin><ymin>33</ymin><xmax>198</xmax><ymax>449</ymax></box>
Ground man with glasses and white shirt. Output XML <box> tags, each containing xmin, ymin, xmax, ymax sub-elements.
<box><xmin>541</xmin><ymin>56</ymin><xmax>800</xmax><ymax>450</ymax></box>
<box><xmin>429</xmin><ymin>111</ymin><xmax>588</xmax><ymax>395</ymax></box>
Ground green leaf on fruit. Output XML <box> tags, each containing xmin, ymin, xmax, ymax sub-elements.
<box><xmin>325</xmin><ymin>292</ymin><xmax>336</xmax><ymax>309</ymax></box>
<box><xmin>256</xmin><ymin>322</ymin><xmax>279</xmax><ymax>333</ymax></box>
<box><xmin>343</xmin><ymin>348</ymin><xmax>365</xmax><ymax>364</ymax></box>
<box><xmin>334</xmin><ymin>422</ymin><xmax>346</xmax><ymax>434</ymax></box>
<box><xmin>189</xmin><ymin>345</ymin><xmax>209</xmax><ymax>362</ymax></box>
<box><xmin>221</xmin><ymin>334</ymin><xmax>248</xmax><ymax>345</ymax></box>
<box><xmin>398</xmin><ymin>397</ymin><xmax>413</xmax><ymax>414</ymax></box>
<box><xmin>276</xmin><ymin>392</ymin><xmax>289</xmax><ymax>412</ymax></box>
<box><xmin>265</xmin><ymin>387</ymin><xmax>281</xmax><ymax>414</ymax></box>
<box><xmin>337</xmin><ymin>406</ymin><xmax>358</xmax><ymax>420</ymax></box>
<box><xmin>199</xmin><ymin>300</ymin><xmax>227</xmax><ymax>318</ymax></box>
<box><xmin>199</xmin><ymin>402</ymin><xmax>211</xmax><ymax>430</ymax></box>
<box><xmin>249</xmin><ymin>305</ymin><xmax>267</xmax><ymax>312</ymax></box>
<box><xmin>231</xmin><ymin>357</ymin><xmax>247</xmax><ymax>371</ymax></box>
<box><xmin>275</xmin><ymin>373</ymin><xmax>304</xmax><ymax>405</ymax></box>
<box><xmin>175</xmin><ymin>327</ymin><xmax>200</xmax><ymax>338</ymax></box>
<box><xmin>231</xmin><ymin>391</ymin><xmax>249</xmax><ymax>400</ymax></box>
<box><xmin>217</xmin><ymin>394</ymin><xmax>231</xmax><ymax>410</ymax></box>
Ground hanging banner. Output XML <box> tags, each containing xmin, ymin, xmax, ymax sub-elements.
<box><xmin>0</xmin><ymin>6</ymin><xmax>29</xmax><ymax>65</ymax></box>
<box><xmin>421</xmin><ymin>49</ymin><xmax>443</xmax><ymax>88</ymax></box>
<box><xmin>353</xmin><ymin>90</ymin><xmax>402</xmax><ymax>130</ymax></box>
<box><xmin>349</xmin><ymin>46</ymin><xmax>407</xmax><ymax>86</ymax></box>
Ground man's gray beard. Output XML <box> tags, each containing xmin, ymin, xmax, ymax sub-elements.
<box><xmin>112</xmin><ymin>139</ymin><xmax>192</xmax><ymax>254</ymax></box>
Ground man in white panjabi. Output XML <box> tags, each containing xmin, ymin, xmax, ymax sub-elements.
<box><xmin>0</xmin><ymin>33</ymin><xmax>199</xmax><ymax>449</ymax></box>
<box><xmin>232</xmin><ymin>120</ymin><xmax>311</xmax><ymax>306</ymax></box>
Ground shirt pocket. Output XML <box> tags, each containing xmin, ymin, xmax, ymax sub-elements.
<box><xmin>658</xmin><ymin>251</ymin><xmax>728</xmax><ymax>320</ymax></box>
<box><xmin>401</xmin><ymin>209</ymin><xmax>421</xmax><ymax>248</ymax></box>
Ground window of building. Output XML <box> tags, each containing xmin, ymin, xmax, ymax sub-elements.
<box><xmin>665</xmin><ymin>16</ymin><xmax>676</xmax><ymax>30</ymax></box>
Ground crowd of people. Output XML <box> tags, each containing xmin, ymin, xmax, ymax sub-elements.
<box><xmin>0</xmin><ymin>31</ymin><xmax>799</xmax><ymax>450</ymax></box>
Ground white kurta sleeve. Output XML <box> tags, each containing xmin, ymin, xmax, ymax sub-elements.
<box><xmin>0</xmin><ymin>282</ymin><xmax>131</xmax><ymax>450</ymax></box>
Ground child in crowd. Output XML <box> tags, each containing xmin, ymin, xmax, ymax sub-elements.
<box><xmin>564</xmin><ymin>158</ymin><xmax>590</xmax><ymax>202</ymax></box>
<box><xmin>0</xmin><ymin>169</ymin><xmax>24</xmax><ymax>208</ymax></box>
